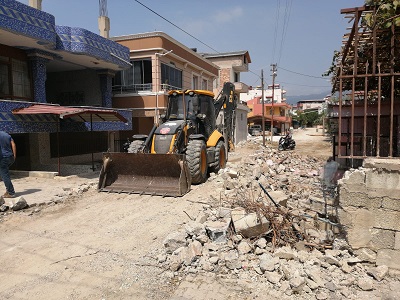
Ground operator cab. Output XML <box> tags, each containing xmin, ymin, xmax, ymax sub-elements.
<box><xmin>166</xmin><ymin>90</ymin><xmax>216</xmax><ymax>139</ymax></box>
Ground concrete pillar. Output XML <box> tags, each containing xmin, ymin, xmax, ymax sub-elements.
<box><xmin>98</xmin><ymin>16</ymin><xmax>110</xmax><ymax>39</ymax></box>
<box><xmin>27</xmin><ymin>53</ymin><xmax>51</xmax><ymax>103</ymax></box>
<box><xmin>29</xmin><ymin>0</ymin><xmax>42</xmax><ymax>10</ymax></box>
<box><xmin>98</xmin><ymin>70</ymin><xmax>115</xmax><ymax>108</ymax></box>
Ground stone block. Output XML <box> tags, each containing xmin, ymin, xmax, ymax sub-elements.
<box><xmin>376</xmin><ymin>249</ymin><xmax>400</xmax><ymax>270</ymax></box>
<box><xmin>382</xmin><ymin>197</ymin><xmax>400</xmax><ymax>211</ymax></box>
<box><xmin>337</xmin><ymin>208</ymin><xmax>353</xmax><ymax>228</ymax></box>
<box><xmin>370</xmin><ymin>229</ymin><xmax>395</xmax><ymax>250</ymax></box>
<box><xmin>374</xmin><ymin>210</ymin><xmax>400</xmax><ymax>231</ymax></box>
<box><xmin>339</xmin><ymin>188</ymin><xmax>381</xmax><ymax>209</ymax></box>
<box><xmin>365</xmin><ymin>169</ymin><xmax>400</xmax><ymax>190</ymax></box>
<box><xmin>341</xmin><ymin>208</ymin><xmax>375</xmax><ymax>249</ymax></box>
<box><xmin>231</xmin><ymin>207</ymin><xmax>269</xmax><ymax>238</ymax></box>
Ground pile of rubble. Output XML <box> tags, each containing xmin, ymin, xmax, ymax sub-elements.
<box><xmin>156</xmin><ymin>140</ymin><xmax>397</xmax><ymax>298</ymax></box>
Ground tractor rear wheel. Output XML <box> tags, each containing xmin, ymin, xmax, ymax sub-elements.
<box><xmin>210</xmin><ymin>140</ymin><xmax>226</xmax><ymax>174</ymax></box>
<box><xmin>186</xmin><ymin>139</ymin><xmax>208</xmax><ymax>184</ymax></box>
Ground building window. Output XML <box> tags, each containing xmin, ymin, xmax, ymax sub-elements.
<box><xmin>12</xmin><ymin>59</ymin><xmax>31</xmax><ymax>98</ymax></box>
<box><xmin>193</xmin><ymin>74</ymin><xmax>199</xmax><ymax>89</ymax></box>
<box><xmin>234</xmin><ymin>72</ymin><xmax>239</xmax><ymax>82</ymax></box>
<box><xmin>0</xmin><ymin>63</ymin><xmax>9</xmax><ymax>96</ymax></box>
<box><xmin>202</xmin><ymin>79</ymin><xmax>208</xmax><ymax>90</ymax></box>
<box><xmin>113</xmin><ymin>58</ymin><xmax>152</xmax><ymax>93</ymax></box>
<box><xmin>0</xmin><ymin>56</ymin><xmax>31</xmax><ymax>99</ymax></box>
<box><xmin>161</xmin><ymin>63</ymin><xmax>182</xmax><ymax>90</ymax></box>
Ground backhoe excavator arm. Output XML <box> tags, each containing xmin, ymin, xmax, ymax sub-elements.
<box><xmin>213</xmin><ymin>82</ymin><xmax>237</xmax><ymax>150</ymax></box>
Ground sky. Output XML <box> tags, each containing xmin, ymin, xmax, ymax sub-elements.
<box><xmin>21</xmin><ymin>0</ymin><xmax>365</xmax><ymax>101</ymax></box>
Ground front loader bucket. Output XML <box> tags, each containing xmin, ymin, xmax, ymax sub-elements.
<box><xmin>98</xmin><ymin>152</ymin><xmax>191</xmax><ymax>197</ymax></box>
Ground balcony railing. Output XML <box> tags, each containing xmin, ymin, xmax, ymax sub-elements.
<box><xmin>112</xmin><ymin>83</ymin><xmax>152</xmax><ymax>94</ymax></box>
<box><xmin>112</xmin><ymin>83</ymin><xmax>183</xmax><ymax>95</ymax></box>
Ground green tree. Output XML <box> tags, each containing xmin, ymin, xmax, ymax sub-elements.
<box><xmin>294</xmin><ymin>111</ymin><xmax>321</xmax><ymax>127</ymax></box>
<box><xmin>364</xmin><ymin>0</ymin><xmax>400</xmax><ymax>28</ymax></box>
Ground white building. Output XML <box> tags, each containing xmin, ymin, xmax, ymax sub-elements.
<box><xmin>240</xmin><ymin>84</ymin><xmax>286</xmax><ymax>103</ymax></box>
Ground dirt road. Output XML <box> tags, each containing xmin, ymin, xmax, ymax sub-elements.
<box><xmin>0</xmin><ymin>129</ymin><xmax>334</xmax><ymax>299</ymax></box>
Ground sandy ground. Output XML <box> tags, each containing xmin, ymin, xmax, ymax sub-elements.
<box><xmin>0</xmin><ymin>129</ymin><xmax>337</xmax><ymax>299</ymax></box>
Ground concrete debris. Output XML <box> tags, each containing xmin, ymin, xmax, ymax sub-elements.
<box><xmin>157</xmin><ymin>139</ymin><xmax>399</xmax><ymax>297</ymax></box>
<box><xmin>231</xmin><ymin>207</ymin><xmax>269</xmax><ymax>238</ymax></box>
<box><xmin>11</xmin><ymin>197</ymin><xmax>28</xmax><ymax>211</ymax></box>
<box><xmin>367</xmin><ymin>265</ymin><xmax>389</xmax><ymax>282</ymax></box>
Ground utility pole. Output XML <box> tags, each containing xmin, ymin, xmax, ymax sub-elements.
<box><xmin>261</xmin><ymin>69</ymin><xmax>265</xmax><ymax>147</ymax></box>
<box><xmin>270</xmin><ymin>63</ymin><xmax>277</xmax><ymax>144</ymax></box>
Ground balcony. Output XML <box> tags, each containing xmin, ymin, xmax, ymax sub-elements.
<box><xmin>112</xmin><ymin>83</ymin><xmax>182</xmax><ymax>95</ymax></box>
<box><xmin>234</xmin><ymin>82</ymin><xmax>249</xmax><ymax>93</ymax></box>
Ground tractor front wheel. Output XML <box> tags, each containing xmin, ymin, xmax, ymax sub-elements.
<box><xmin>186</xmin><ymin>139</ymin><xmax>208</xmax><ymax>184</ymax></box>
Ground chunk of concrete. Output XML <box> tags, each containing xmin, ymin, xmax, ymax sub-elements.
<box><xmin>231</xmin><ymin>207</ymin><xmax>269</xmax><ymax>238</ymax></box>
<box><xmin>376</xmin><ymin>249</ymin><xmax>400</xmax><ymax>270</ymax></box>
<box><xmin>163</xmin><ymin>231</ymin><xmax>188</xmax><ymax>254</ymax></box>
<box><xmin>204</xmin><ymin>220</ymin><xmax>230</xmax><ymax>243</ymax></box>
<box><xmin>11</xmin><ymin>197</ymin><xmax>28</xmax><ymax>211</ymax></box>
<box><xmin>268</xmin><ymin>190</ymin><xmax>289</xmax><ymax>207</ymax></box>
<box><xmin>367</xmin><ymin>265</ymin><xmax>389</xmax><ymax>281</ymax></box>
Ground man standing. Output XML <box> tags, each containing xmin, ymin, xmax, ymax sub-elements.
<box><xmin>0</xmin><ymin>131</ymin><xmax>16</xmax><ymax>198</ymax></box>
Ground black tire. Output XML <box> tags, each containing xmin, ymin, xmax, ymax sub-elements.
<box><xmin>278</xmin><ymin>138</ymin><xmax>284</xmax><ymax>151</ymax></box>
<box><xmin>127</xmin><ymin>140</ymin><xmax>145</xmax><ymax>153</ymax></box>
<box><xmin>210</xmin><ymin>140</ymin><xmax>226</xmax><ymax>174</ymax></box>
<box><xmin>186</xmin><ymin>139</ymin><xmax>208</xmax><ymax>184</ymax></box>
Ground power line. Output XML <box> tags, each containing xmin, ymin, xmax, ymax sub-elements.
<box><xmin>271</xmin><ymin>0</ymin><xmax>281</xmax><ymax>63</ymax></box>
<box><xmin>278</xmin><ymin>80</ymin><xmax>330</xmax><ymax>88</ymax></box>
<box><xmin>278</xmin><ymin>66</ymin><xmax>326</xmax><ymax>79</ymax></box>
<box><xmin>133</xmin><ymin>0</ymin><xmax>220</xmax><ymax>53</ymax></box>
<box><xmin>277</xmin><ymin>0</ymin><xmax>292</xmax><ymax>64</ymax></box>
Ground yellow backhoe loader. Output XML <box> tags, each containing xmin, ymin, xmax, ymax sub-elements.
<box><xmin>98</xmin><ymin>82</ymin><xmax>237</xmax><ymax>196</ymax></box>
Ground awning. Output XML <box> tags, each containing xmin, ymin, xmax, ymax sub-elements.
<box><xmin>248</xmin><ymin>115</ymin><xmax>291</xmax><ymax>123</ymax></box>
<box><xmin>12</xmin><ymin>103</ymin><xmax>129</xmax><ymax>175</ymax></box>
<box><xmin>12</xmin><ymin>104</ymin><xmax>128</xmax><ymax>123</ymax></box>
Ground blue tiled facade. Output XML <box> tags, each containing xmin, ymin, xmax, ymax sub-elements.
<box><xmin>0</xmin><ymin>0</ymin><xmax>132</xmax><ymax>134</ymax></box>
<box><xmin>0</xmin><ymin>0</ymin><xmax>56</xmax><ymax>45</ymax></box>
<box><xmin>55</xmin><ymin>26</ymin><xmax>130</xmax><ymax>69</ymax></box>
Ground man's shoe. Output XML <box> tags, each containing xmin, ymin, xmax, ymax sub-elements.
<box><xmin>3</xmin><ymin>192</ymin><xmax>15</xmax><ymax>198</ymax></box>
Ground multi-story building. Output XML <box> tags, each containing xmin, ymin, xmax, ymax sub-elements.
<box><xmin>199</xmin><ymin>51</ymin><xmax>251</xmax><ymax>143</ymax></box>
<box><xmin>240</xmin><ymin>84</ymin><xmax>286</xmax><ymax>104</ymax></box>
<box><xmin>0</xmin><ymin>0</ymin><xmax>132</xmax><ymax>174</ymax></box>
<box><xmin>295</xmin><ymin>99</ymin><xmax>327</xmax><ymax>113</ymax></box>
<box><xmin>112</xmin><ymin>34</ymin><xmax>251</xmax><ymax>145</ymax></box>
<box><xmin>111</xmin><ymin>32</ymin><xmax>219</xmax><ymax>139</ymax></box>
<box><xmin>246</xmin><ymin>96</ymin><xmax>292</xmax><ymax>134</ymax></box>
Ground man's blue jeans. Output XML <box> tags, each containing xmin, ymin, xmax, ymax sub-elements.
<box><xmin>0</xmin><ymin>156</ymin><xmax>15</xmax><ymax>195</ymax></box>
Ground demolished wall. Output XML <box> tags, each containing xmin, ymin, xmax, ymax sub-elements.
<box><xmin>338</xmin><ymin>158</ymin><xmax>400</xmax><ymax>270</ymax></box>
